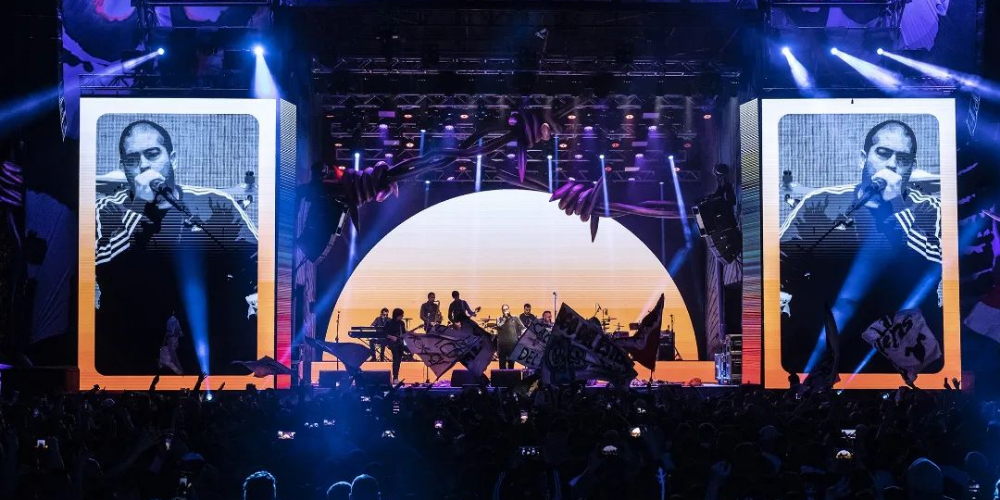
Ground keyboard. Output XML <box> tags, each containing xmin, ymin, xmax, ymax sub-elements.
<box><xmin>348</xmin><ymin>327</ymin><xmax>384</xmax><ymax>339</ymax></box>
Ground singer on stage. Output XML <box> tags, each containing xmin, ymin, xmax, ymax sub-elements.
<box><xmin>94</xmin><ymin>119</ymin><xmax>259</xmax><ymax>375</ymax></box>
<box><xmin>779</xmin><ymin>119</ymin><xmax>943</xmax><ymax>375</ymax></box>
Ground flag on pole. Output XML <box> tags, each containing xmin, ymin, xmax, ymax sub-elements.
<box><xmin>231</xmin><ymin>356</ymin><xmax>292</xmax><ymax>378</ymax></box>
<box><xmin>802</xmin><ymin>306</ymin><xmax>841</xmax><ymax>393</ymax></box>
<box><xmin>861</xmin><ymin>309</ymin><xmax>942</xmax><ymax>385</ymax></box>
<box><xmin>404</xmin><ymin>323</ymin><xmax>496</xmax><ymax>380</ymax></box>
<box><xmin>542</xmin><ymin>303</ymin><xmax>637</xmax><ymax>384</ymax></box>
<box><xmin>964</xmin><ymin>284</ymin><xmax>1000</xmax><ymax>345</ymax></box>
<box><xmin>304</xmin><ymin>337</ymin><xmax>371</xmax><ymax>372</ymax></box>
<box><xmin>613</xmin><ymin>294</ymin><xmax>664</xmax><ymax>371</ymax></box>
<box><xmin>510</xmin><ymin>322</ymin><xmax>554</xmax><ymax>370</ymax></box>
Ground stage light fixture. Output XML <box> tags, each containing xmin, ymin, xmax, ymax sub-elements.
<box><xmin>338</xmin><ymin>165</ymin><xmax>346</xmax><ymax>171</ymax></box>
<box><xmin>610</xmin><ymin>141</ymin><xmax>620</xmax><ymax>148</ymax></box>
<box><xmin>567</xmin><ymin>114</ymin><xmax>577</xmax><ymax>120</ymax></box>
<box><xmin>624</xmin><ymin>114</ymin><xmax>634</xmax><ymax>120</ymax></box>
<box><xmin>506</xmin><ymin>153</ymin><xmax>516</xmax><ymax>159</ymax></box>
<box><xmin>403</xmin><ymin>113</ymin><xmax>413</xmax><ymax>119</ymax></box>
<box><xmin>598</xmin><ymin>154</ymin><xmax>605</xmax><ymax>159</ymax></box>
<box><xmin>830</xmin><ymin>47</ymin><xmax>840</xmax><ymax>55</ymax></box>
<box><xmin>425</xmin><ymin>180</ymin><xmax>431</xmax><ymax>185</ymax></box>
<box><xmin>683</xmin><ymin>141</ymin><xmax>693</xmax><ymax>149</ymax></box>
<box><xmin>876</xmin><ymin>48</ymin><xmax>884</xmax><ymax>56</ymax></box>
<box><xmin>458</xmin><ymin>165</ymin><xmax>467</xmax><ymax>172</ymax></box>
<box><xmin>559</xmin><ymin>142</ymin><xmax>568</xmax><ymax>149</ymax></box>
<box><xmin>157</xmin><ymin>47</ymin><xmax>165</xmax><ymax>56</ymax></box>
<box><xmin>385</xmin><ymin>153</ymin><xmax>393</xmax><ymax>158</ymax></box>
<box><xmin>444</xmin><ymin>124</ymin><xmax>455</xmax><ymax>131</ymax></box>
<box><xmin>781</xmin><ymin>47</ymin><xmax>791</xmax><ymax>57</ymax></box>
<box><xmin>668</xmin><ymin>155</ymin><xmax>674</xmax><ymax>160</ymax></box>
<box><xmin>635</xmin><ymin>153</ymin><xmax>644</xmax><ymax>159</ymax></box>
<box><xmin>547</xmin><ymin>154</ymin><xmax>553</xmax><ymax>159</ymax></box>
<box><xmin>378</xmin><ymin>123</ymin><xmax>389</xmax><ymax>130</ymax></box>
<box><xmin>334</xmin><ymin>142</ymin><xmax>343</xmax><ymax>148</ymax></box>
<box><xmin>253</xmin><ymin>45</ymin><xmax>264</xmax><ymax>57</ymax></box>
<box><xmin>574</xmin><ymin>153</ymin><xmax>583</xmax><ymax>160</ymax></box>
<box><xmin>674</xmin><ymin>167</ymin><xmax>681</xmax><ymax>172</ymax></box>
<box><xmin>604</xmin><ymin>166</ymin><xmax>612</xmax><ymax>172</ymax></box>
<box><xmin>583</xmin><ymin>125</ymin><xmax>594</xmax><ymax>132</ymax></box>
<box><xmin>648</xmin><ymin>125</ymin><xmax>658</xmax><ymax>132</ymax></box>
<box><xmin>405</xmin><ymin>141</ymin><xmax>415</xmax><ymax>148</ymax></box>
<box><xmin>459</xmin><ymin>113</ymin><xmax>469</xmax><ymax>120</ymax></box>
<box><xmin>703</xmin><ymin>114</ymin><xmax>712</xmax><ymax>120</ymax></box>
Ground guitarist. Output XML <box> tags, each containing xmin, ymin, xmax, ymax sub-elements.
<box><xmin>384</xmin><ymin>307</ymin><xmax>416</xmax><ymax>384</ymax></box>
<box><xmin>447</xmin><ymin>290</ymin><xmax>480</xmax><ymax>328</ymax></box>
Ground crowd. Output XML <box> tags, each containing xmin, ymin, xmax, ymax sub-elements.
<box><xmin>0</xmin><ymin>376</ymin><xmax>998</xmax><ymax>500</ymax></box>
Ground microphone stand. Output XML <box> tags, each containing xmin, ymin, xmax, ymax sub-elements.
<box><xmin>152</xmin><ymin>187</ymin><xmax>228</xmax><ymax>251</ymax></box>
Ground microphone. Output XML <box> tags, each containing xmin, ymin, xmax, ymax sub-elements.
<box><xmin>149</xmin><ymin>179</ymin><xmax>189</xmax><ymax>215</ymax></box>
<box><xmin>853</xmin><ymin>177</ymin><xmax>887</xmax><ymax>210</ymax></box>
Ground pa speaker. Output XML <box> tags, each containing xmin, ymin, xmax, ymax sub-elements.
<box><xmin>490</xmin><ymin>369</ymin><xmax>522</xmax><ymax>388</ymax></box>
<box><xmin>693</xmin><ymin>194</ymin><xmax>742</xmax><ymax>263</ymax></box>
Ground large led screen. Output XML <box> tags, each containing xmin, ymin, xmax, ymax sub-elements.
<box><xmin>79</xmin><ymin>98</ymin><xmax>278</xmax><ymax>390</ymax></box>
<box><xmin>761</xmin><ymin>98</ymin><xmax>960</xmax><ymax>389</ymax></box>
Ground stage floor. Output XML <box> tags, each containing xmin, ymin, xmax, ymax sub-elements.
<box><xmin>307</xmin><ymin>360</ymin><xmax>718</xmax><ymax>386</ymax></box>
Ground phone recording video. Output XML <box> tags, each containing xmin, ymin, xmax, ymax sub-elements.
<box><xmin>520</xmin><ymin>410</ymin><xmax>529</xmax><ymax>424</ymax></box>
<box><xmin>277</xmin><ymin>431</ymin><xmax>296</xmax><ymax>440</ymax></box>
<box><xmin>630</xmin><ymin>427</ymin><xmax>642</xmax><ymax>438</ymax></box>
<box><xmin>434</xmin><ymin>420</ymin><xmax>444</xmax><ymax>430</ymax></box>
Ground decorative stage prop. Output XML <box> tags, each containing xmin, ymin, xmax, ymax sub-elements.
<box><xmin>747</xmin><ymin>98</ymin><xmax>961</xmax><ymax>390</ymax></box>
<box><xmin>337</xmin><ymin>106</ymin><xmax>680</xmax><ymax>241</ymax></box>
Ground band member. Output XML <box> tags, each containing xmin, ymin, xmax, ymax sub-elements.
<box><xmin>420</xmin><ymin>292</ymin><xmax>443</xmax><ymax>332</ymax></box>
<box><xmin>496</xmin><ymin>304</ymin><xmax>525</xmax><ymax>370</ymax></box>
<box><xmin>448</xmin><ymin>290</ymin><xmax>479</xmax><ymax>326</ymax></box>
<box><xmin>519</xmin><ymin>303</ymin><xmax>537</xmax><ymax>329</ymax></box>
<box><xmin>383</xmin><ymin>308</ymin><xmax>407</xmax><ymax>383</ymax></box>
<box><xmin>539</xmin><ymin>310</ymin><xmax>554</xmax><ymax>328</ymax></box>
<box><xmin>371</xmin><ymin>307</ymin><xmax>390</xmax><ymax>361</ymax></box>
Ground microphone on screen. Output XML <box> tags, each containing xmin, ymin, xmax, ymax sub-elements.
<box><xmin>852</xmin><ymin>177</ymin><xmax>888</xmax><ymax>210</ymax></box>
<box><xmin>149</xmin><ymin>179</ymin><xmax>189</xmax><ymax>215</ymax></box>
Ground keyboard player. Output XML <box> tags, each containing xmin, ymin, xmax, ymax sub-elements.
<box><xmin>371</xmin><ymin>307</ymin><xmax>389</xmax><ymax>361</ymax></box>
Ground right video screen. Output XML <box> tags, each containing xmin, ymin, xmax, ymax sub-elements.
<box><xmin>760</xmin><ymin>98</ymin><xmax>961</xmax><ymax>389</ymax></box>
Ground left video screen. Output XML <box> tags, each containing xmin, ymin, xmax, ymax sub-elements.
<box><xmin>79</xmin><ymin>98</ymin><xmax>278</xmax><ymax>390</ymax></box>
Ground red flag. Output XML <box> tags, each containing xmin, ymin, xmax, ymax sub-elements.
<box><xmin>614</xmin><ymin>294</ymin><xmax>664</xmax><ymax>371</ymax></box>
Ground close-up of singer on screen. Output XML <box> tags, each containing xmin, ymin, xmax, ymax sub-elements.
<box><xmin>94</xmin><ymin>118</ymin><xmax>260</xmax><ymax>375</ymax></box>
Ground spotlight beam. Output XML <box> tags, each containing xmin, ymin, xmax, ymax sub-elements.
<box><xmin>831</xmin><ymin>49</ymin><xmax>902</xmax><ymax>91</ymax></box>
<box><xmin>781</xmin><ymin>48</ymin><xmax>814</xmax><ymax>90</ymax></box>
<box><xmin>879</xmin><ymin>49</ymin><xmax>1000</xmax><ymax>99</ymax></box>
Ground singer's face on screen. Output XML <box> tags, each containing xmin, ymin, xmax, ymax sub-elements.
<box><xmin>121</xmin><ymin>125</ymin><xmax>177</xmax><ymax>195</ymax></box>
<box><xmin>860</xmin><ymin>125</ymin><xmax>915</xmax><ymax>187</ymax></box>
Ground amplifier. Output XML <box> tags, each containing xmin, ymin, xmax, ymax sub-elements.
<box><xmin>726</xmin><ymin>334</ymin><xmax>743</xmax><ymax>352</ymax></box>
<box><xmin>356</xmin><ymin>370</ymin><xmax>391</xmax><ymax>388</ymax></box>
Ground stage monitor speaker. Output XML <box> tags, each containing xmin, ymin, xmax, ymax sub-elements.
<box><xmin>490</xmin><ymin>369</ymin><xmax>522</xmax><ymax>388</ymax></box>
<box><xmin>318</xmin><ymin>370</ymin><xmax>349</xmax><ymax>388</ymax></box>
<box><xmin>356</xmin><ymin>370</ymin><xmax>391</xmax><ymax>388</ymax></box>
<box><xmin>451</xmin><ymin>369</ymin><xmax>480</xmax><ymax>387</ymax></box>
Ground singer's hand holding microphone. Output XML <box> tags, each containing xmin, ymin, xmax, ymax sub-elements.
<box><xmin>133</xmin><ymin>169</ymin><xmax>167</xmax><ymax>203</ymax></box>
